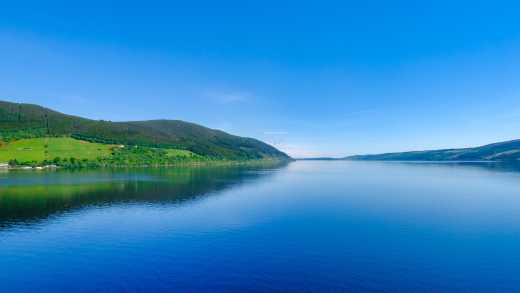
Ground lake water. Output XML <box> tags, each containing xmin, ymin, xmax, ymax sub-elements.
<box><xmin>2</xmin><ymin>161</ymin><xmax>520</xmax><ymax>292</ymax></box>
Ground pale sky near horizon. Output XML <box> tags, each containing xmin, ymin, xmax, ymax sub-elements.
<box><xmin>2</xmin><ymin>1</ymin><xmax>520</xmax><ymax>157</ymax></box>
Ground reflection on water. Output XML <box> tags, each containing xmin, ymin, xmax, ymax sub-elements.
<box><xmin>0</xmin><ymin>162</ymin><xmax>287</xmax><ymax>229</ymax></box>
<box><xmin>393</xmin><ymin>160</ymin><xmax>520</xmax><ymax>174</ymax></box>
<box><xmin>3</xmin><ymin>160</ymin><xmax>520</xmax><ymax>292</ymax></box>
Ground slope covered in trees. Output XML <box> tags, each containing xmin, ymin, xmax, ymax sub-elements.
<box><xmin>346</xmin><ymin>139</ymin><xmax>520</xmax><ymax>161</ymax></box>
<box><xmin>0</xmin><ymin>101</ymin><xmax>289</xmax><ymax>160</ymax></box>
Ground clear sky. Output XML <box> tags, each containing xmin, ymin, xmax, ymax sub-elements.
<box><xmin>2</xmin><ymin>1</ymin><xmax>520</xmax><ymax>157</ymax></box>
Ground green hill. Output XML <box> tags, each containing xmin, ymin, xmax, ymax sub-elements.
<box><xmin>346</xmin><ymin>139</ymin><xmax>520</xmax><ymax>161</ymax></box>
<box><xmin>0</xmin><ymin>101</ymin><xmax>289</xmax><ymax>160</ymax></box>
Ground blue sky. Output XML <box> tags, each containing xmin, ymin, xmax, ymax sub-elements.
<box><xmin>2</xmin><ymin>0</ymin><xmax>520</xmax><ymax>157</ymax></box>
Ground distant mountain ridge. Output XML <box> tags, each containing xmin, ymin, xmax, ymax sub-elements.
<box><xmin>0</xmin><ymin>101</ymin><xmax>290</xmax><ymax>160</ymax></box>
<box><xmin>346</xmin><ymin>139</ymin><xmax>520</xmax><ymax>161</ymax></box>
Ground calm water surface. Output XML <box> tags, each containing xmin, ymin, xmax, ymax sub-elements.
<box><xmin>2</xmin><ymin>161</ymin><xmax>520</xmax><ymax>292</ymax></box>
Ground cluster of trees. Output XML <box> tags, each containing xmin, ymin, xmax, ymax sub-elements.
<box><xmin>7</xmin><ymin>146</ymin><xmax>208</xmax><ymax>169</ymax></box>
<box><xmin>70</xmin><ymin>133</ymin><xmax>186</xmax><ymax>150</ymax></box>
<box><xmin>0</xmin><ymin>128</ymin><xmax>48</xmax><ymax>142</ymax></box>
<box><xmin>8</xmin><ymin>157</ymin><xmax>98</xmax><ymax>168</ymax></box>
<box><xmin>71</xmin><ymin>133</ymin><xmax>121</xmax><ymax>145</ymax></box>
<box><xmin>98</xmin><ymin>146</ymin><xmax>206</xmax><ymax>167</ymax></box>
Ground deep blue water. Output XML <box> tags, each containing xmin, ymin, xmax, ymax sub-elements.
<box><xmin>2</xmin><ymin>161</ymin><xmax>520</xmax><ymax>292</ymax></box>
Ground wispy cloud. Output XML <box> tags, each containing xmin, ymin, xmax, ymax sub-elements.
<box><xmin>263</xmin><ymin>131</ymin><xmax>289</xmax><ymax>135</ymax></box>
<box><xmin>204</xmin><ymin>91</ymin><xmax>252</xmax><ymax>104</ymax></box>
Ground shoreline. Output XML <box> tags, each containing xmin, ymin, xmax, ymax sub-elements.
<box><xmin>3</xmin><ymin>158</ymin><xmax>293</xmax><ymax>171</ymax></box>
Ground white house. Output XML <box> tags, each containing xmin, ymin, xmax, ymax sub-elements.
<box><xmin>0</xmin><ymin>163</ymin><xmax>8</xmax><ymax>169</ymax></box>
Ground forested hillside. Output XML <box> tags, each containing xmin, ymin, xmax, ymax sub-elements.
<box><xmin>0</xmin><ymin>101</ymin><xmax>289</xmax><ymax>160</ymax></box>
<box><xmin>347</xmin><ymin>139</ymin><xmax>520</xmax><ymax>161</ymax></box>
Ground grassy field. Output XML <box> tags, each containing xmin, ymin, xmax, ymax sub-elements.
<box><xmin>0</xmin><ymin>137</ymin><xmax>115</xmax><ymax>163</ymax></box>
<box><xmin>0</xmin><ymin>137</ymin><xmax>201</xmax><ymax>165</ymax></box>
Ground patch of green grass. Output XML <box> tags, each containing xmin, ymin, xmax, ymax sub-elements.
<box><xmin>166</xmin><ymin>148</ymin><xmax>198</xmax><ymax>158</ymax></box>
<box><xmin>0</xmin><ymin>137</ymin><xmax>114</xmax><ymax>163</ymax></box>
<box><xmin>0</xmin><ymin>137</ymin><xmax>205</xmax><ymax>167</ymax></box>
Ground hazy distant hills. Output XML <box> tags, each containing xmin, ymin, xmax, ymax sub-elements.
<box><xmin>346</xmin><ymin>139</ymin><xmax>520</xmax><ymax>161</ymax></box>
<box><xmin>0</xmin><ymin>101</ymin><xmax>290</xmax><ymax>160</ymax></box>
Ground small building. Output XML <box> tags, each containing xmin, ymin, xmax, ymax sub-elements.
<box><xmin>0</xmin><ymin>163</ymin><xmax>8</xmax><ymax>169</ymax></box>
